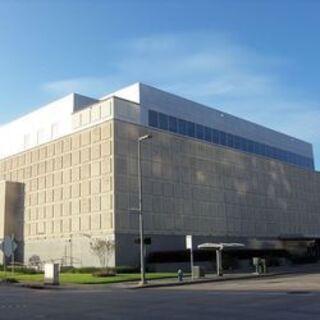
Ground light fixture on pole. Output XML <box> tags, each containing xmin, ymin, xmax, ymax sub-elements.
<box><xmin>138</xmin><ymin>134</ymin><xmax>152</xmax><ymax>285</ymax></box>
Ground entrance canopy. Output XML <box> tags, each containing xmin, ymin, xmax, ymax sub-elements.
<box><xmin>197</xmin><ymin>242</ymin><xmax>245</xmax><ymax>277</ymax></box>
<box><xmin>198</xmin><ymin>243</ymin><xmax>245</xmax><ymax>250</ymax></box>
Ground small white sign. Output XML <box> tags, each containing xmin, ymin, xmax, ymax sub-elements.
<box><xmin>1</xmin><ymin>236</ymin><xmax>18</xmax><ymax>258</ymax></box>
<box><xmin>44</xmin><ymin>263</ymin><xmax>60</xmax><ymax>285</ymax></box>
<box><xmin>186</xmin><ymin>235</ymin><xmax>193</xmax><ymax>250</ymax></box>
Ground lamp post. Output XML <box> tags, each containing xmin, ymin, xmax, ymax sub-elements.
<box><xmin>138</xmin><ymin>134</ymin><xmax>152</xmax><ymax>285</ymax></box>
<box><xmin>69</xmin><ymin>234</ymin><xmax>73</xmax><ymax>267</ymax></box>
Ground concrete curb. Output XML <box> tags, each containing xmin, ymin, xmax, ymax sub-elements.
<box><xmin>12</xmin><ymin>282</ymin><xmax>64</xmax><ymax>290</ymax></box>
<box><xmin>2</xmin><ymin>266</ymin><xmax>318</xmax><ymax>291</ymax></box>
<box><xmin>129</xmin><ymin>271</ymin><xmax>296</xmax><ymax>289</ymax></box>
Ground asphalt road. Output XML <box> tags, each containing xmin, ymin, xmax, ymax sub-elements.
<box><xmin>1</xmin><ymin>273</ymin><xmax>320</xmax><ymax>320</ymax></box>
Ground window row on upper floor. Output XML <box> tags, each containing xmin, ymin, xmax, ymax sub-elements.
<box><xmin>148</xmin><ymin>110</ymin><xmax>314</xmax><ymax>170</ymax></box>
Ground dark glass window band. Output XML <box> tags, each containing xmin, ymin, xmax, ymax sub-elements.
<box><xmin>148</xmin><ymin>110</ymin><xmax>314</xmax><ymax>170</ymax></box>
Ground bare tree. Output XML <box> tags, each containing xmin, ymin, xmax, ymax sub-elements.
<box><xmin>89</xmin><ymin>238</ymin><xmax>115</xmax><ymax>268</ymax></box>
<box><xmin>28</xmin><ymin>255</ymin><xmax>42</xmax><ymax>270</ymax></box>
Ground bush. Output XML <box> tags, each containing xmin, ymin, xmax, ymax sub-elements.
<box><xmin>2</xmin><ymin>278</ymin><xmax>19</xmax><ymax>283</ymax></box>
<box><xmin>115</xmin><ymin>266</ymin><xmax>139</xmax><ymax>274</ymax></box>
<box><xmin>92</xmin><ymin>268</ymin><xmax>116</xmax><ymax>277</ymax></box>
<box><xmin>74</xmin><ymin>267</ymin><xmax>101</xmax><ymax>274</ymax></box>
<box><xmin>60</xmin><ymin>266</ymin><xmax>77</xmax><ymax>273</ymax></box>
<box><xmin>59</xmin><ymin>266</ymin><xmax>140</xmax><ymax>274</ymax></box>
<box><xmin>7</xmin><ymin>266</ymin><xmax>42</xmax><ymax>274</ymax></box>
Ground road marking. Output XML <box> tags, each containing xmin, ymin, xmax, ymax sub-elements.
<box><xmin>206</xmin><ymin>291</ymin><xmax>317</xmax><ymax>296</ymax></box>
<box><xmin>0</xmin><ymin>304</ymin><xmax>27</xmax><ymax>309</ymax></box>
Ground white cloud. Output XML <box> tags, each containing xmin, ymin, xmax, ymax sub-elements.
<box><xmin>42</xmin><ymin>32</ymin><xmax>320</xmax><ymax>168</ymax></box>
<box><xmin>42</xmin><ymin>76</ymin><xmax>120</xmax><ymax>97</ymax></box>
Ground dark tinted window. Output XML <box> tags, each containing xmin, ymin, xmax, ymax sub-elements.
<box><xmin>220</xmin><ymin>132</ymin><xmax>227</xmax><ymax>146</ymax></box>
<box><xmin>248</xmin><ymin>140</ymin><xmax>254</xmax><ymax>152</ymax></box>
<box><xmin>187</xmin><ymin>122</ymin><xmax>195</xmax><ymax>137</ymax></box>
<box><xmin>159</xmin><ymin>113</ymin><xmax>168</xmax><ymax>130</ymax></box>
<box><xmin>178</xmin><ymin>119</ymin><xmax>187</xmax><ymax>135</ymax></box>
<box><xmin>196</xmin><ymin>124</ymin><xmax>204</xmax><ymax>139</ymax></box>
<box><xmin>234</xmin><ymin>136</ymin><xmax>241</xmax><ymax>149</ymax></box>
<box><xmin>242</xmin><ymin>138</ymin><xmax>249</xmax><ymax>152</ymax></box>
<box><xmin>255</xmin><ymin>143</ymin><xmax>262</xmax><ymax>155</ymax></box>
<box><xmin>148</xmin><ymin>109</ymin><xmax>313</xmax><ymax>170</ymax></box>
<box><xmin>212</xmin><ymin>129</ymin><xmax>219</xmax><ymax>144</ymax></box>
<box><xmin>149</xmin><ymin>110</ymin><xmax>158</xmax><ymax>127</ymax></box>
<box><xmin>204</xmin><ymin>127</ymin><xmax>212</xmax><ymax>142</ymax></box>
<box><xmin>169</xmin><ymin>116</ymin><xmax>177</xmax><ymax>132</ymax></box>
<box><xmin>226</xmin><ymin>134</ymin><xmax>234</xmax><ymax>148</ymax></box>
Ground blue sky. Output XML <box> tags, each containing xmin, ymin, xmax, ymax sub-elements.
<box><xmin>0</xmin><ymin>0</ymin><xmax>319</xmax><ymax>169</ymax></box>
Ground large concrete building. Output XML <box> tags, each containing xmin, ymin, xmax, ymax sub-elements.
<box><xmin>0</xmin><ymin>83</ymin><xmax>320</xmax><ymax>268</ymax></box>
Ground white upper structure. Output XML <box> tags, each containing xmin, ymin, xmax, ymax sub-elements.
<box><xmin>107</xmin><ymin>83</ymin><xmax>313</xmax><ymax>157</ymax></box>
<box><xmin>0</xmin><ymin>94</ymin><xmax>96</xmax><ymax>160</ymax></box>
<box><xmin>0</xmin><ymin>83</ymin><xmax>315</xmax><ymax>170</ymax></box>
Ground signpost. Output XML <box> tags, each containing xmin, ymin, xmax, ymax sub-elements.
<box><xmin>186</xmin><ymin>235</ymin><xmax>194</xmax><ymax>279</ymax></box>
<box><xmin>0</xmin><ymin>234</ymin><xmax>18</xmax><ymax>274</ymax></box>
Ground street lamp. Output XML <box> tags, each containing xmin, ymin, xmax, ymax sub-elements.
<box><xmin>138</xmin><ymin>134</ymin><xmax>152</xmax><ymax>285</ymax></box>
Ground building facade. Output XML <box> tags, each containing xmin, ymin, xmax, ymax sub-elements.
<box><xmin>0</xmin><ymin>83</ymin><xmax>319</xmax><ymax>267</ymax></box>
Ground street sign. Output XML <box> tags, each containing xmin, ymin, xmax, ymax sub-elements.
<box><xmin>0</xmin><ymin>235</ymin><xmax>18</xmax><ymax>258</ymax></box>
<box><xmin>186</xmin><ymin>235</ymin><xmax>193</xmax><ymax>250</ymax></box>
<box><xmin>186</xmin><ymin>235</ymin><xmax>194</xmax><ymax>279</ymax></box>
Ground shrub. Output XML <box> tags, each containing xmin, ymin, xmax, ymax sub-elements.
<box><xmin>7</xmin><ymin>266</ymin><xmax>42</xmax><ymax>274</ymax></box>
<box><xmin>28</xmin><ymin>255</ymin><xmax>42</xmax><ymax>269</ymax></box>
<box><xmin>3</xmin><ymin>278</ymin><xmax>18</xmax><ymax>283</ymax></box>
<box><xmin>75</xmin><ymin>267</ymin><xmax>101</xmax><ymax>274</ymax></box>
<box><xmin>60</xmin><ymin>266</ymin><xmax>77</xmax><ymax>273</ymax></box>
<box><xmin>115</xmin><ymin>266</ymin><xmax>139</xmax><ymax>273</ymax></box>
<box><xmin>92</xmin><ymin>268</ymin><xmax>116</xmax><ymax>277</ymax></box>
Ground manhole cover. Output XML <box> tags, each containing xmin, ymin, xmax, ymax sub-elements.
<box><xmin>286</xmin><ymin>291</ymin><xmax>311</xmax><ymax>295</ymax></box>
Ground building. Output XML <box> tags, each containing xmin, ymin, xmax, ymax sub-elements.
<box><xmin>0</xmin><ymin>83</ymin><xmax>320</xmax><ymax>268</ymax></box>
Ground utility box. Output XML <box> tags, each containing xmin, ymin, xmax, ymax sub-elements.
<box><xmin>253</xmin><ymin>257</ymin><xmax>267</xmax><ymax>274</ymax></box>
<box><xmin>192</xmin><ymin>266</ymin><xmax>205</xmax><ymax>279</ymax></box>
<box><xmin>44</xmin><ymin>263</ymin><xmax>59</xmax><ymax>285</ymax></box>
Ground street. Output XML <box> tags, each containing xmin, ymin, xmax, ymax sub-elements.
<box><xmin>0</xmin><ymin>272</ymin><xmax>320</xmax><ymax>319</ymax></box>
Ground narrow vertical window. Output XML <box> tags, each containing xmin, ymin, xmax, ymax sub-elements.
<box><xmin>196</xmin><ymin>124</ymin><xmax>204</xmax><ymax>139</ymax></box>
<box><xmin>159</xmin><ymin>113</ymin><xmax>168</xmax><ymax>130</ymax></box>
<box><xmin>149</xmin><ymin>110</ymin><xmax>158</xmax><ymax>127</ymax></box>
<box><xmin>178</xmin><ymin>119</ymin><xmax>187</xmax><ymax>135</ymax></box>
<box><xmin>169</xmin><ymin>116</ymin><xmax>178</xmax><ymax>132</ymax></box>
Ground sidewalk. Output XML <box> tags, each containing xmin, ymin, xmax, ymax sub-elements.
<box><xmin>1</xmin><ymin>272</ymin><xmax>277</xmax><ymax>291</ymax></box>
<box><xmin>3</xmin><ymin>262</ymin><xmax>320</xmax><ymax>291</ymax></box>
<box><xmin>115</xmin><ymin>263</ymin><xmax>320</xmax><ymax>289</ymax></box>
<box><xmin>115</xmin><ymin>272</ymin><xmax>281</xmax><ymax>289</ymax></box>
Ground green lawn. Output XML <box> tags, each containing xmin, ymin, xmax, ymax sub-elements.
<box><xmin>0</xmin><ymin>271</ymin><xmax>178</xmax><ymax>284</ymax></box>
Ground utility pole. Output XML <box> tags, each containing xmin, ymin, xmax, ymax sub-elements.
<box><xmin>137</xmin><ymin>134</ymin><xmax>152</xmax><ymax>285</ymax></box>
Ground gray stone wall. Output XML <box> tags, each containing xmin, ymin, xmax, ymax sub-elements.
<box><xmin>0</xmin><ymin>120</ymin><xmax>115</xmax><ymax>267</ymax></box>
<box><xmin>114</xmin><ymin>119</ymin><xmax>320</xmax><ymax>265</ymax></box>
<box><xmin>0</xmin><ymin>116</ymin><xmax>319</xmax><ymax>268</ymax></box>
